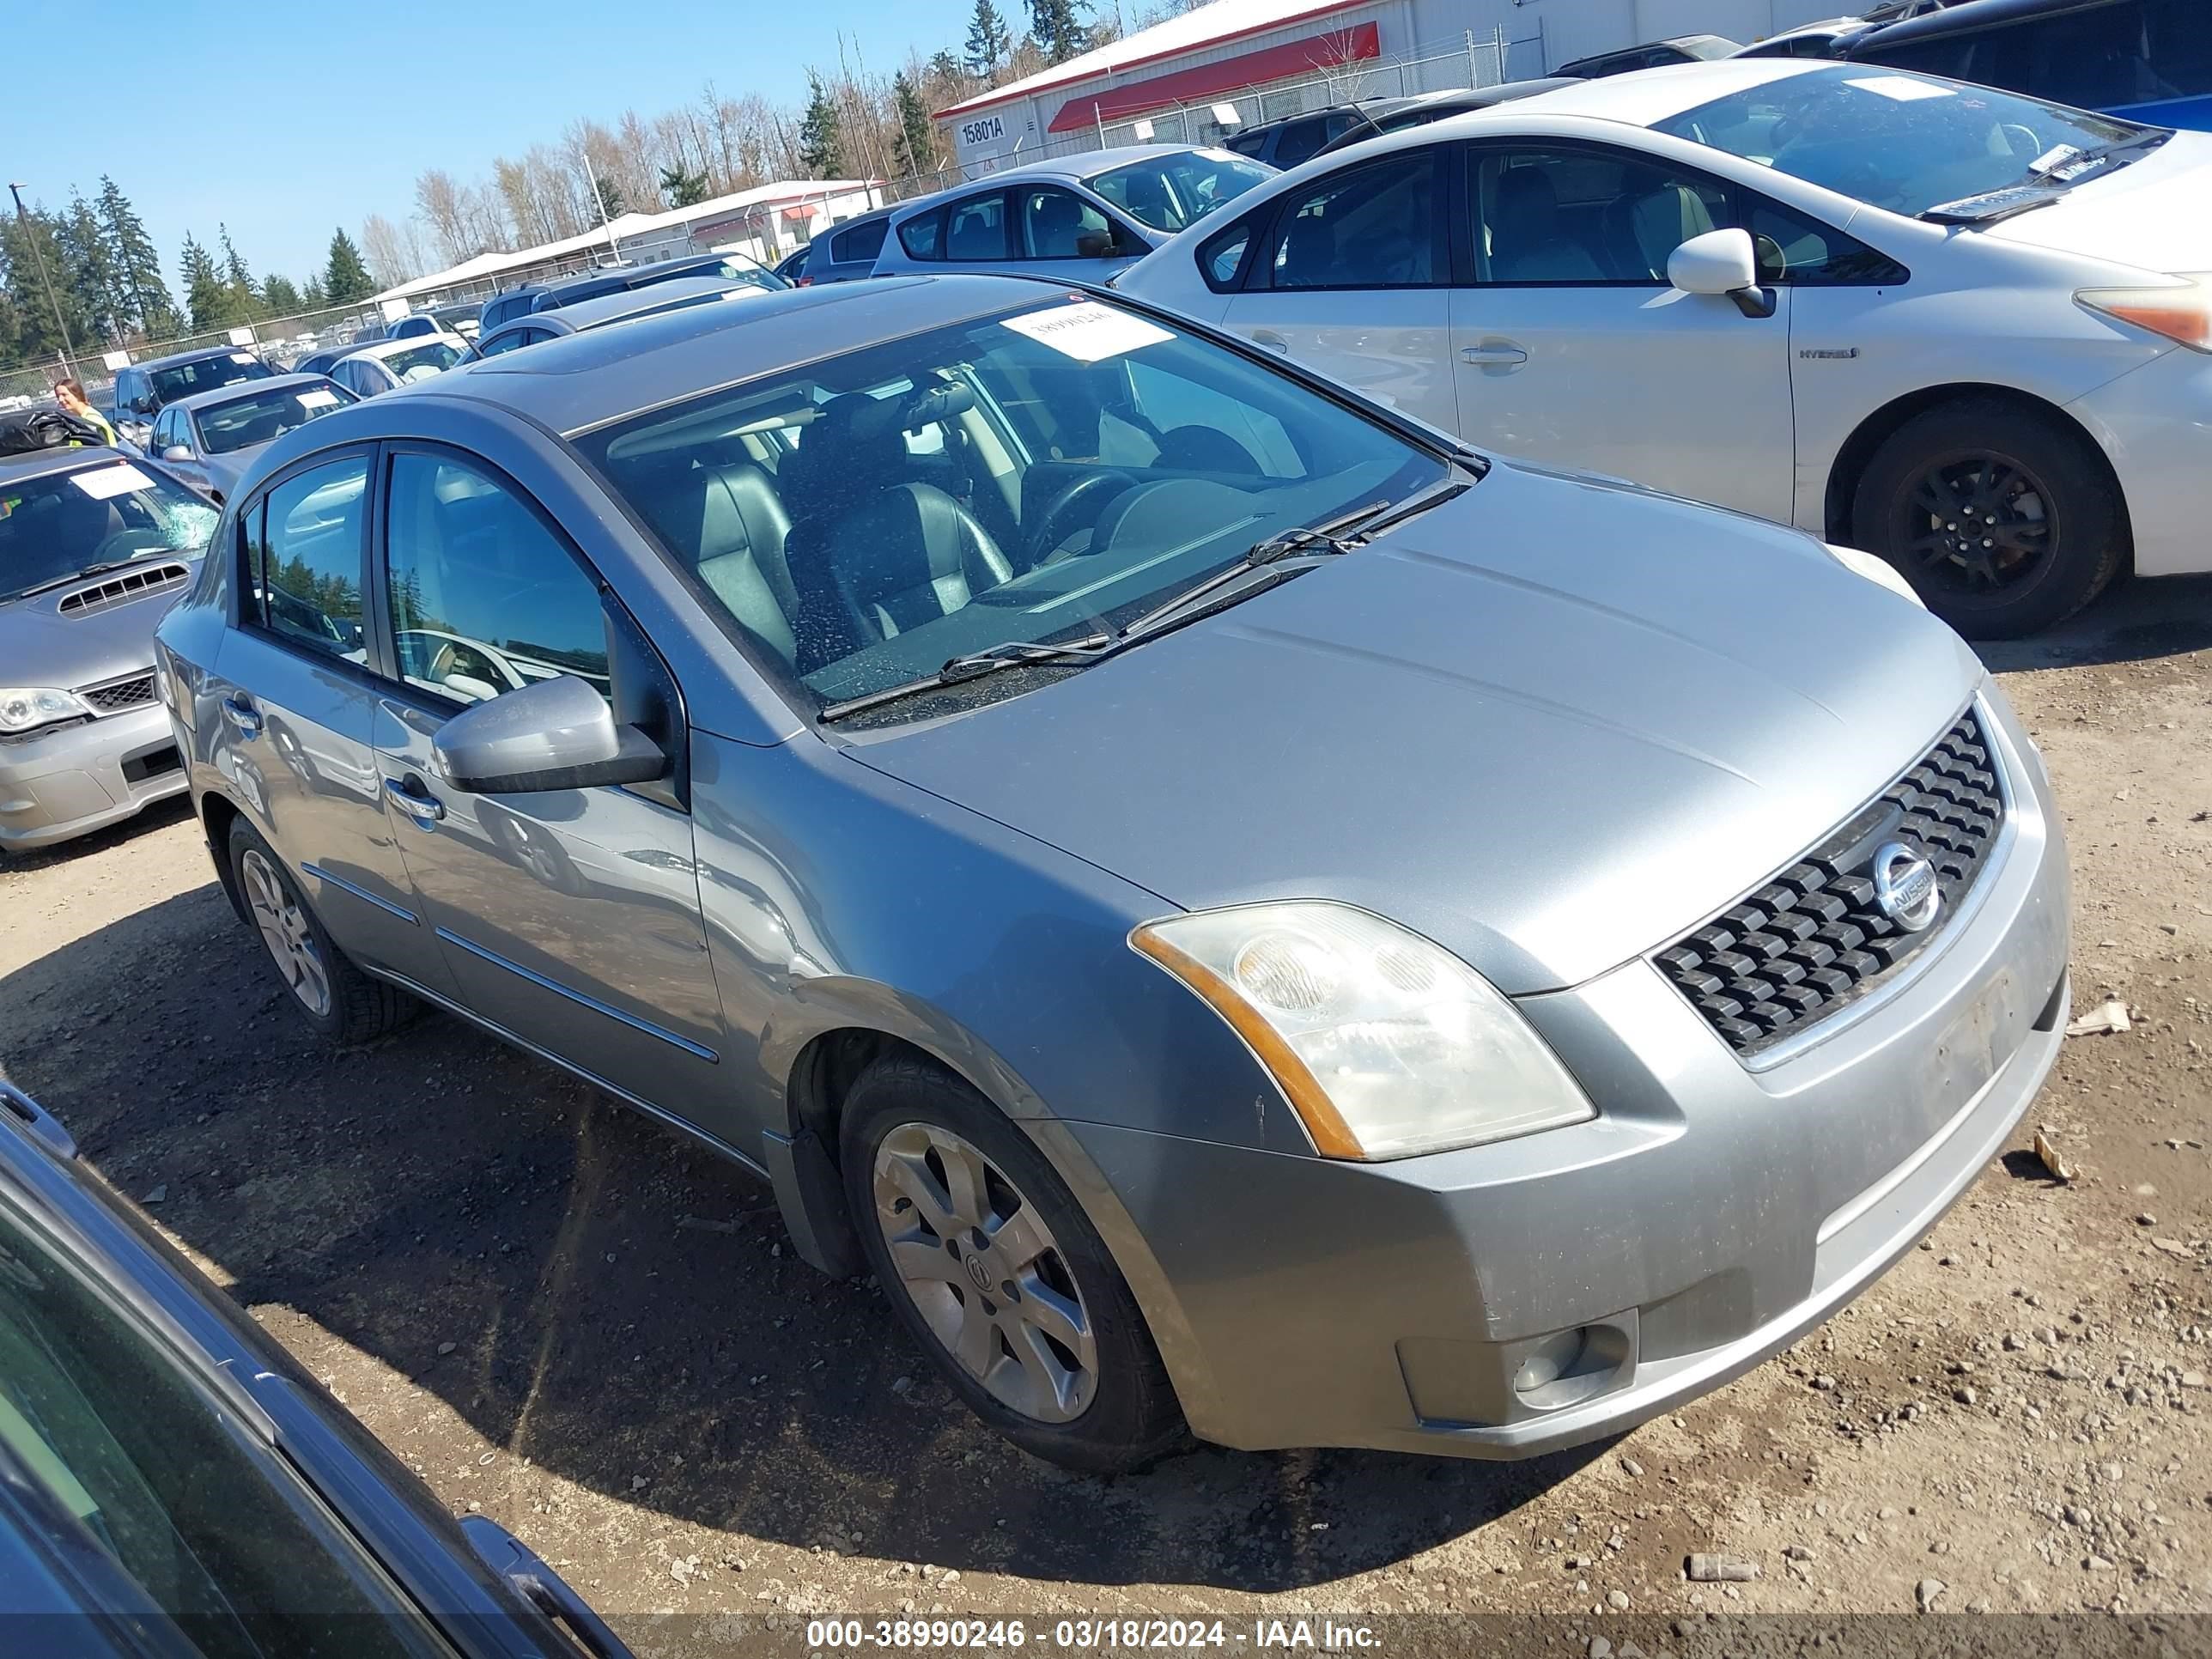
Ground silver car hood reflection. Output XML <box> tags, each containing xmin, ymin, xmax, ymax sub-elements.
<box><xmin>847</xmin><ymin>461</ymin><xmax>1984</xmax><ymax>995</ymax></box>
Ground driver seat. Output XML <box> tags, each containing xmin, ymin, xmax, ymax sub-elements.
<box><xmin>806</xmin><ymin>483</ymin><xmax>1011</xmax><ymax>665</ymax></box>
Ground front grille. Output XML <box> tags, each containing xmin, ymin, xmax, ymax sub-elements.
<box><xmin>78</xmin><ymin>672</ymin><xmax>157</xmax><ymax>714</ymax></box>
<box><xmin>1656</xmin><ymin>708</ymin><xmax>2005</xmax><ymax>1058</ymax></box>
<box><xmin>55</xmin><ymin>563</ymin><xmax>190</xmax><ymax>616</ymax></box>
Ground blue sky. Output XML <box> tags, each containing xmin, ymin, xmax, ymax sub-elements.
<box><xmin>3</xmin><ymin>0</ymin><xmax>976</xmax><ymax>288</ymax></box>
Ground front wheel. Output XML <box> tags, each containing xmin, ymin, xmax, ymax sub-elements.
<box><xmin>841</xmin><ymin>1057</ymin><xmax>1188</xmax><ymax>1474</ymax></box>
<box><xmin>1850</xmin><ymin>399</ymin><xmax>2125</xmax><ymax>639</ymax></box>
<box><xmin>228</xmin><ymin>818</ymin><xmax>416</xmax><ymax>1045</ymax></box>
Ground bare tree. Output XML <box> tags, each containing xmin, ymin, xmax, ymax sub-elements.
<box><xmin>359</xmin><ymin>213</ymin><xmax>422</xmax><ymax>287</ymax></box>
<box><xmin>413</xmin><ymin>169</ymin><xmax>472</xmax><ymax>264</ymax></box>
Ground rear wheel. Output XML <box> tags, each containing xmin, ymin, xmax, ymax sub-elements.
<box><xmin>1851</xmin><ymin>399</ymin><xmax>2125</xmax><ymax>639</ymax></box>
<box><xmin>228</xmin><ymin>819</ymin><xmax>415</xmax><ymax>1045</ymax></box>
<box><xmin>841</xmin><ymin>1056</ymin><xmax>1188</xmax><ymax>1474</ymax></box>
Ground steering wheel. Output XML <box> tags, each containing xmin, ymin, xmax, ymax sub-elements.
<box><xmin>1025</xmin><ymin>471</ymin><xmax>1134</xmax><ymax>566</ymax></box>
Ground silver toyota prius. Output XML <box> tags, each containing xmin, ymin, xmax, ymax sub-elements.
<box><xmin>2</xmin><ymin>449</ymin><xmax>219</xmax><ymax>851</ymax></box>
<box><xmin>154</xmin><ymin>275</ymin><xmax>2070</xmax><ymax>1473</ymax></box>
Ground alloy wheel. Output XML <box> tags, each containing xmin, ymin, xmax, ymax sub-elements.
<box><xmin>1896</xmin><ymin>453</ymin><xmax>2054</xmax><ymax>594</ymax></box>
<box><xmin>871</xmin><ymin>1121</ymin><xmax>1099</xmax><ymax>1424</ymax></box>
<box><xmin>240</xmin><ymin>848</ymin><xmax>331</xmax><ymax>1018</ymax></box>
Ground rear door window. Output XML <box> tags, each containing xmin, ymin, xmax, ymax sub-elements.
<box><xmin>831</xmin><ymin>217</ymin><xmax>889</xmax><ymax>264</ymax></box>
<box><xmin>945</xmin><ymin>193</ymin><xmax>1010</xmax><ymax>261</ymax></box>
<box><xmin>1018</xmin><ymin>187</ymin><xmax>1112</xmax><ymax>258</ymax></box>
<box><xmin>246</xmin><ymin>455</ymin><xmax>368</xmax><ymax>659</ymax></box>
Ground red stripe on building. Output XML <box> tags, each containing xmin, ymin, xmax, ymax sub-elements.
<box><xmin>1044</xmin><ymin>22</ymin><xmax>1382</xmax><ymax>134</ymax></box>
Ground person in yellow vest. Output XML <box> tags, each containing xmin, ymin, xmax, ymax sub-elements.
<box><xmin>52</xmin><ymin>378</ymin><xmax>118</xmax><ymax>447</ymax></box>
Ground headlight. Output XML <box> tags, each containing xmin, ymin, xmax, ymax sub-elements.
<box><xmin>1825</xmin><ymin>543</ymin><xmax>1924</xmax><ymax>608</ymax></box>
<box><xmin>0</xmin><ymin>688</ymin><xmax>92</xmax><ymax>736</ymax></box>
<box><xmin>1131</xmin><ymin>902</ymin><xmax>1595</xmax><ymax>1160</ymax></box>
<box><xmin>2076</xmin><ymin>273</ymin><xmax>2212</xmax><ymax>353</ymax></box>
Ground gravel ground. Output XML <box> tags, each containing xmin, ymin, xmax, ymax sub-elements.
<box><xmin>3</xmin><ymin>576</ymin><xmax>2209</xmax><ymax>1653</ymax></box>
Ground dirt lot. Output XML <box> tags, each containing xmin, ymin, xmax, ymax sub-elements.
<box><xmin>3</xmin><ymin>577</ymin><xmax>2210</xmax><ymax>1651</ymax></box>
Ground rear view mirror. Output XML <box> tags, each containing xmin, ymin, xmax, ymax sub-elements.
<box><xmin>1668</xmin><ymin>228</ymin><xmax>1776</xmax><ymax>319</ymax></box>
<box><xmin>430</xmin><ymin>674</ymin><xmax>667</xmax><ymax>794</ymax></box>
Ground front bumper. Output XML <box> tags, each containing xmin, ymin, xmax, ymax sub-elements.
<box><xmin>0</xmin><ymin>703</ymin><xmax>186</xmax><ymax>852</ymax></box>
<box><xmin>1072</xmin><ymin>690</ymin><xmax>2070</xmax><ymax>1457</ymax></box>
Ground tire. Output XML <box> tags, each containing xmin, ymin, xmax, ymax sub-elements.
<box><xmin>1850</xmin><ymin>398</ymin><xmax>2126</xmax><ymax>639</ymax></box>
<box><xmin>840</xmin><ymin>1056</ymin><xmax>1188</xmax><ymax>1474</ymax></box>
<box><xmin>227</xmin><ymin>818</ymin><xmax>416</xmax><ymax>1046</ymax></box>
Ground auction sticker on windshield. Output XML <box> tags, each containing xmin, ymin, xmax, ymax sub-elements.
<box><xmin>295</xmin><ymin>388</ymin><xmax>340</xmax><ymax>409</ymax></box>
<box><xmin>70</xmin><ymin>462</ymin><xmax>158</xmax><ymax>501</ymax></box>
<box><xmin>1003</xmin><ymin>301</ymin><xmax>1173</xmax><ymax>363</ymax></box>
<box><xmin>1846</xmin><ymin>75</ymin><xmax>1954</xmax><ymax>102</ymax></box>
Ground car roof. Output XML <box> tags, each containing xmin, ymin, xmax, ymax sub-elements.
<box><xmin>537</xmin><ymin>276</ymin><xmax>759</xmax><ymax>331</ymax></box>
<box><xmin>896</xmin><ymin>143</ymin><xmax>1223</xmax><ymax>209</ymax></box>
<box><xmin>344</xmin><ymin>333</ymin><xmax>465</xmax><ymax>362</ymax></box>
<box><xmin>132</xmin><ymin>343</ymin><xmax>265</xmax><ymax>372</ymax></box>
<box><xmin>167</xmin><ymin>372</ymin><xmax>334</xmax><ymax>414</ymax></box>
<box><xmin>1482</xmin><ymin>56</ymin><xmax>1819</xmax><ymax>125</ymax></box>
<box><xmin>538</xmin><ymin>253</ymin><xmax>747</xmax><ymax>303</ymax></box>
<box><xmin>416</xmin><ymin>273</ymin><xmax>1065</xmax><ymax>436</ymax></box>
<box><xmin>1854</xmin><ymin>0</ymin><xmax>2110</xmax><ymax>47</ymax></box>
<box><xmin>0</xmin><ymin>444</ymin><xmax>136</xmax><ymax>484</ymax></box>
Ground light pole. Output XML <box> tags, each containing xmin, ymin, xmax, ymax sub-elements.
<box><xmin>8</xmin><ymin>182</ymin><xmax>77</xmax><ymax>380</ymax></box>
<box><xmin>579</xmin><ymin>152</ymin><xmax>623</xmax><ymax>266</ymax></box>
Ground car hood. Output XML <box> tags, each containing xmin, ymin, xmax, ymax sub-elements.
<box><xmin>1</xmin><ymin>556</ymin><xmax>202</xmax><ymax>689</ymax></box>
<box><xmin>846</xmin><ymin>462</ymin><xmax>1983</xmax><ymax>994</ymax></box>
<box><xmin>1985</xmin><ymin>129</ymin><xmax>2212</xmax><ymax>273</ymax></box>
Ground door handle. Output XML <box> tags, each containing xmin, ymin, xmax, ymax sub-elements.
<box><xmin>384</xmin><ymin>775</ymin><xmax>447</xmax><ymax>825</ymax></box>
<box><xmin>220</xmin><ymin>696</ymin><xmax>262</xmax><ymax>738</ymax></box>
<box><xmin>1249</xmin><ymin>329</ymin><xmax>1290</xmax><ymax>355</ymax></box>
<box><xmin>1459</xmin><ymin>343</ymin><xmax>1528</xmax><ymax>367</ymax></box>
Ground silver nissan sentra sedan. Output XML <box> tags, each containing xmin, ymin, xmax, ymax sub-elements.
<box><xmin>2</xmin><ymin>448</ymin><xmax>219</xmax><ymax>851</ymax></box>
<box><xmin>154</xmin><ymin>274</ymin><xmax>2069</xmax><ymax>1473</ymax></box>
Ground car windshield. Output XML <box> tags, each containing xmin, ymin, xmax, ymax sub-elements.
<box><xmin>0</xmin><ymin>460</ymin><xmax>219</xmax><ymax>600</ymax></box>
<box><xmin>1651</xmin><ymin>64</ymin><xmax>2162</xmax><ymax>217</ymax></box>
<box><xmin>381</xmin><ymin>341</ymin><xmax>463</xmax><ymax>381</ymax></box>
<box><xmin>576</xmin><ymin>298</ymin><xmax>1448</xmax><ymax>720</ymax></box>
<box><xmin>196</xmin><ymin>382</ymin><xmax>357</xmax><ymax>454</ymax></box>
<box><xmin>149</xmin><ymin>353</ymin><xmax>271</xmax><ymax>404</ymax></box>
<box><xmin>1087</xmin><ymin>149</ymin><xmax>1274</xmax><ymax>234</ymax></box>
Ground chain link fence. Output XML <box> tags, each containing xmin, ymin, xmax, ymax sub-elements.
<box><xmin>884</xmin><ymin>28</ymin><xmax>1511</xmax><ymax>207</ymax></box>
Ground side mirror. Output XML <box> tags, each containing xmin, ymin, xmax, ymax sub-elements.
<box><xmin>161</xmin><ymin>444</ymin><xmax>192</xmax><ymax>463</ymax></box>
<box><xmin>1075</xmin><ymin>229</ymin><xmax>1115</xmax><ymax>258</ymax></box>
<box><xmin>1667</xmin><ymin>228</ymin><xmax>1775</xmax><ymax>319</ymax></box>
<box><xmin>430</xmin><ymin>674</ymin><xmax>666</xmax><ymax>794</ymax></box>
<box><xmin>132</xmin><ymin>395</ymin><xmax>157</xmax><ymax>415</ymax></box>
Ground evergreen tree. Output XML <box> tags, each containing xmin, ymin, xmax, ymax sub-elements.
<box><xmin>891</xmin><ymin>72</ymin><xmax>937</xmax><ymax>179</ymax></box>
<box><xmin>1028</xmin><ymin>0</ymin><xmax>1090</xmax><ymax>65</ymax></box>
<box><xmin>58</xmin><ymin>194</ymin><xmax>127</xmax><ymax>344</ymax></box>
<box><xmin>659</xmin><ymin>164</ymin><xmax>712</xmax><ymax>208</ymax></box>
<box><xmin>179</xmin><ymin>232</ymin><xmax>238</xmax><ymax>332</ymax></box>
<box><xmin>0</xmin><ymin>206</ymin><xmax>93</xmax><ymax>356</ymax></box>
<box><xmin>217</xmin><ymin>223</ymin><xmax>260</xmax><ymax>318</ymax></box>
<box><xmin>95</xmin><ymin>176</ymin><xmax>176</xmax><ymax>337</ymax></box>
<box><xmin>964</xmin><ymin>0</ymin><xmax>1012</xmax><ymax>78</ymax></box>
<box><xmin>262</xmin><ymin>274</ymin><xmax>303</xmax><ymax>316</ymax></box>
<box><xmin>322</xmin><ymin>228</ymin><xmax>375</xmax><ymax>304</ymax></box>
<box><xmin>798</xmin><ymin>74</ymin><xmax>844</xmax><ymax>176</ymax></box>
<box><xmin>301</xmin><ymin>276</ymin><xmax>329</xmax><ymax>309</ymax></box>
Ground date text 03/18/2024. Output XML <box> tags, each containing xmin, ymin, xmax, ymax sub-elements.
<box><xmin>804</xmin><ymin>1619</ymin><xmax>1382</xmax><ymax>1650</ymax></box>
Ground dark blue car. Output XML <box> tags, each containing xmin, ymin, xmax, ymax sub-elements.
<box><xmin>0</xmin><ymin>1078</ymin><xmax>630</xmax><ymax>1657</ymax></box>
<box><xmin>1848</xmin><ymin>0</ymin><xmax>2212</xmax><ymax>130</ymax></box>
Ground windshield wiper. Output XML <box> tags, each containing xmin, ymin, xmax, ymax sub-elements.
<box><xmin>814</xmin><ymin>477</ymin><xmax>1470</xmax><ymax>724</ymax></box>
<box><xmin>817</xmin><ymin>632</ymin><xmax>1114</xmax><ymax>722</ymax></box>
<box><xmin>3</xmin><ymin>559</ymin><xmax>144</xmax><ymax>604</ymax></box>
<box><xmin>2026</xmin><ymin>131</ymin><xmax>2170</xmax><ymax>182</ymax></box>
